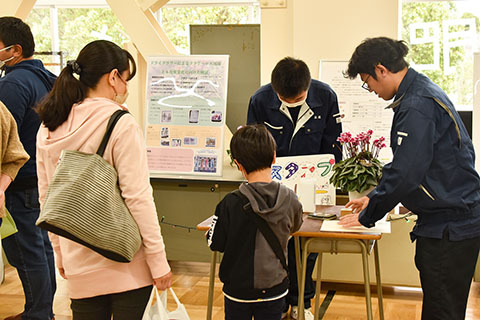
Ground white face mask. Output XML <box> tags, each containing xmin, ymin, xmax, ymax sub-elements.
<box><xmin>0</xmin><ymin>45</ymin><xmax>14</xmax><ymax>68</ymax></box>
<box><xmin>280</xmin><ymin>97</ymin><xmax>306</xmax><ymax>108</ymax></box>
<box><xmin>113</xmin><ymin>71</ymin><xmax>129</xmax><ymax>105</ymax></box>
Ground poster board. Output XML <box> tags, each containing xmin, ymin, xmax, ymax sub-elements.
<box><xmin>145</xmin><ymin>55</ymin><xmax>229</xmax><ymax>176</ymax></box>
<box><xmin>319</xmin><ymin>60</ymin><xmax>393</xmax><ymax>162</ymax></box>
<box><xmin>272</xmin><ymin>154</ymin><xmax>336</xmax><ymax>206</ymax></box>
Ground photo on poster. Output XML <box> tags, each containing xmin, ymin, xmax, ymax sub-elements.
<box><xmin>194</xmin><ymin>155</ymin><xmax>217</xmax><ymax>173</ymax></box>
<box><xmin>205</xmin><ymin>137</ymin><xmax>216</xmax><ymax>148</ymax></box>
<box><xmin>171</xmin><ymin>138</ymin><xmax>182</xmax><ymax>147</ymax></box>
<box><xmin>211</xmin><ymin>110</ymin><xmax>222</xmax><ymax>122</ymax></box>
<box><xmin>161</xmin><ymin>139</ymin><xmax>170</xmax><ymax>146</ymax></box>
<box><xmin>161</xmin><ymin>127</ymin><xmax>169</xmax><ymax>138</ymax></box>
<box><xmin>184</xmin><ymin>136</ymin><xmax>198</xmax><ymax>146</ymax></box>
<box><xmin>161</xmin><ymin>110</ymin><xmax>172</xmax><ymax>123</ymax></box>
<box><xmin>189</xmin><ymin>110</ymin><xmax>200</xmax><ymax>123</ymax></box>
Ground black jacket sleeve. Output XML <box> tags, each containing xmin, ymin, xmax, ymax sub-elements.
<box><xmin>359</xmin><ymin>108</ymin><xmax>435</xmax><ymax>227</ymax></box>
<box><xmin>207</xmin><ymin>198</ymin><xmax>229</xmax><ymax>252</ymax></box>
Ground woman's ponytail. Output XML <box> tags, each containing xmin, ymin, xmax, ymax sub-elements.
<box><xmin>36</xmin><ymin>60</ymin><xmax>86</xmax><ymax>131</ymax></box>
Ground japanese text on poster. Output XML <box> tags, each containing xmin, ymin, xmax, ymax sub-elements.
<box><xmin>319</xmin><ymin>61</ymin><xmax>393</xmax><ymax>162</ymax></box>
<box><xmin>145</xmin><ymin>55</ymin><xmax>229</xmax><ymax>176</ymax></box>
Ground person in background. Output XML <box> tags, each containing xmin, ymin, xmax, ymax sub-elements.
<box><xmin>0</xmin><ymin>16</ymin><xmax>57</xmax><ymax>320</ymax></box>
<box><xmin>341</xmin><ymin>37</ymin><xmax>480</xmax><ymax>320</ymax></box>
<box><xmin>0</xmin><ymin>101</ymin><xmax>29</xmax><ymax>220</ymax></box>
<box><xmin>0</xmin><ymin>101</ymin><xmax>29</xmax><ymax>284</ymax></box>
<box><xmin>207</xmin><ymin>124</ymin><xmax>303</xmax><ymax>320</ymax></box>
<box><xmin>35</xmin><ymin>40</ymin><xmax>171</xmax><ymax>319</ymax></box>
<box><xmin>247</xmin><ymin>57</ymin><xmax>342</xmax><ymax>320</ymax></box>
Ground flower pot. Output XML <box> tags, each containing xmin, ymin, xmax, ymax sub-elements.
<box><xmin>348</xmin><ymin>186</ymin><xmax>375</xmax><ymax>201</ymax></box>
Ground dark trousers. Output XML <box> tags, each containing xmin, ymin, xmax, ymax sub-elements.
<box><xmin>70</xmin><ymin>285</ymin><xmax>152</xmax><ymax>320</ymax></box>
<box><xmin>285</xmin><ymin>237</ymin><xmax>316</xmax><ymax>309</ymax></box>
<box><xmin>415</xmin><ymin>230</ymin><xmax>480</xmax><ymax>320</ymax></box>
<box><xmin>224</xmin><ymin>296</ymin><xmax>285</xmax><ymax>320</ymax></box>
<box><xmin>3</xmin><ymin>187</ymin><xmax>56</xmax><ymax>320</ymax></box>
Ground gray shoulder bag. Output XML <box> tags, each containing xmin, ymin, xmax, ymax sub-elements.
<box><xmin>36</xmin><ymin>110</ymin><xmax>142</xmax><ymax>262</ymax></box>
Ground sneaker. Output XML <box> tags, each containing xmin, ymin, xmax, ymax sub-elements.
<box><xmin>290</xmin><ymin>306</ymin><xmax>314</xmax><ymax>320</ymax></box>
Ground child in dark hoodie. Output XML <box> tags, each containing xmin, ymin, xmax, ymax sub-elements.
<box><xmin>207</xmin><ymin>124</ymin><xmax>303</xmax><ymax>320</ymax></box>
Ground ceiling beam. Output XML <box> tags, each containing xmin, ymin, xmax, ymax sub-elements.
<box><xmin>1</xmin><ymin>0</ymin><xmax>37</xmax><ymax>20</ymax></box>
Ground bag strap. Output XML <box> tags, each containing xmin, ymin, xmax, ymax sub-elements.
<box><xmin>96</xmin><ymin>110</ymin><xmax>129</xmax><ymax>156</ymax></box>
<box><xmin>234</xmin><ymin>190</ymin><xmax>289</xmax><ymax>273</ymax></box>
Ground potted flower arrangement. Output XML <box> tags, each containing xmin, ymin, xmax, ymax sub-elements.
<box><xmin>329</xmin><ymin>130</ymin><xmax>386</xmax><ymax>199</ymax></box>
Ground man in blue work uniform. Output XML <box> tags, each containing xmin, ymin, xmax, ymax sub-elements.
<box><xmin>341</xmin><ymin>37</ymin><xmax>480</xmax><ymax>320</ymax></box>
<box><xmin>247</xmin><ymin>57</ymin><xmax>342</xmax><ymax>320</ymax></box>
<box><xmin>0</xmin><ymin>17</ymin><xmax>57</xmax><ymax>320</ymax></box>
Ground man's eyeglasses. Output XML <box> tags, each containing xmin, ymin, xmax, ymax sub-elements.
<box><xmin>361</xmin><ymin>75</ymin><xmax>371</xmax><ymax>91</ymax></box>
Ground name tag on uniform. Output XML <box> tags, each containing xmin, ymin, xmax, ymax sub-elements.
<box><xmin>397</xmin><ymin>131</ymin><xmax>408</xmax><ymax>146</ymax></box>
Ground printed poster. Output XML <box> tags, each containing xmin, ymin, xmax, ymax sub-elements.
<box><xmin>145</xmin><ymin>55</ymin><xmax>229</xmax><ymax>176</ymax></box>
<box><xmin>272</xmin><ymin>154</ymin><xmax>336</xmax><ymax>205</ymax></box>
<box><xmin>319</xmin><ymin>60</ymin><xmax>393</xmax><ymax>162</ymax></box>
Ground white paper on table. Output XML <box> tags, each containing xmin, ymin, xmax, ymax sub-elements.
<box><xmin>321</xmin><ymin>220</ymin><xmax>391</xmax><ymax>234</ymax></box>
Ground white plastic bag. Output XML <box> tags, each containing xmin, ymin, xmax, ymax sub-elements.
<box><xmin>142</xmin><ymin>287</ymin><xmax>190</xmax><ymax>320</ymax></box>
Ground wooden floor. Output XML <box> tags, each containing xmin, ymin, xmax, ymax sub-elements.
<box><xmin>1</xmin><ymin>261</ymin><xmax>480</xmax><ymax>319</ymax></box>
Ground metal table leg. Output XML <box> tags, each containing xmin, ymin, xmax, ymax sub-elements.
<box><xmin>206</xmin><ymin>250</ymin><xmax>217</xmax><ymax>320</ymax></box>
<box><xmin>355</xmin><ymin>239</ymin><xmax>373</xmax><ymax>320</ymax></box>
<box><xmin>374</xmin><ymin>241</ymin><xmax>384</xmax><ymax>320</ymax></box>
<box><xmin>297</xmin><ymin>238</ymin><xmax>312</xmax><ymax>320</ymax></box>
<box><xmin>314</xmin><ymin>253</ymin><xmax>323</xmax><ymax>320</ymax></box>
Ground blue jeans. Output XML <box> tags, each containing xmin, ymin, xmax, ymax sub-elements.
<box><xmin>285</xmin><ymin>237</ymin><xmax>316</xmax><ymax>309</ymax></box>
<box><xmin>224</xmin><ymin>296</ymin><xmax>285</xmax><ymax>320</ymax></box>
<box><xmin>3</xmin><ymin>187</ymin><xmax>56</xmax><ymax>320</ymax></box>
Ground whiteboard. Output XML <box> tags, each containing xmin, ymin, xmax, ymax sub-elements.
<box><xmin>319</xmin><ymin>60</ymin><xmax>393</xmax><ymax>162</ymax></box>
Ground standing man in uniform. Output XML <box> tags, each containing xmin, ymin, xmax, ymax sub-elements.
<box><xmin>247</xmin><ymin>57</ymin><xmax>342</xmax><ymax>320</ymax></box>
<box><xmin>0</xmin><ymin>17</ymin><xmax>57</xmax><ymax>320</ymax></box>
<box><xmin>341</xmin><ymin>37</ymin><xmax>480</xmax><ymax>320</ymax></box>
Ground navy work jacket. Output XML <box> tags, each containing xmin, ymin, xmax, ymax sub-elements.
<box><xmin>247</xmin><ymin>80</ymin><xmax>342</xmax><ymax>162</ymax></box>
<box><xmin>360</xmin><ymin>68</ymin><xmax>480</xmax><ymax>241</ymax></box>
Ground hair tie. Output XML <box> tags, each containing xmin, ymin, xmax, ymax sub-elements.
<box><xmin>67</xmin><ymin>60</ymin><xmax>82</xmax><ymax>80</ymax></box>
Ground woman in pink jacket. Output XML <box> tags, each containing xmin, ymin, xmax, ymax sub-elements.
<box><xmin>35</xmin><ymin>40</ymin><xmax>172</xmax><ymax>319</ymax></box>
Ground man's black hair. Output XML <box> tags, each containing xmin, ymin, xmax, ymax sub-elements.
<box><xmin>345</xmin><ymin>37</ymin><xmax>409</xmax><ymax>80</ymax></box>
<box><xmin>271</xmin><ymin>57</ymin><xmax>311</xmax><ymax>99</ymax></box>
<box><xmin>0</xmin><ymin>16</ymin><xmax>35</xmax><ymax>58</ymax></box>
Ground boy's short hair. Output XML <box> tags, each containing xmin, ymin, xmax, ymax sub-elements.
<box><xmin>271</xmin><ymin>57</ymin><xmax>311</xmax><ymax>99</ymax></box>
<box><xmin>345</xmin><ymin>37</ymin><xmax>409</xmax><ymax>80</ymax></box>
<box><xmin>0</xmin><ymin>17</ymin><xmax>35</xmax><ymax>58</ymax></box>
<box><xmin>230</xmin><ymin>124</ymin><xmax>276</xmax><ymax>174</ymax></box>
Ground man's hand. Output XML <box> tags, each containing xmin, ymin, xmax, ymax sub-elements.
<box><xmin>154</xmin><ymin>271</ymin><xmax>172</xmax><ymax>291</ymax></box>
<box><xmin>339</xmin><ymin>213</ymin><xmax>362</xmax><ymax>227</ymax></box>
<box><xmin>338</xmin><ymin>196</ymin><xmax>370</xmax><ymax>228</ymax></box>
<box><xmin>345</xmin><ymin>196</ymin><xmax>370</xmax><ymax>214</ymax></box>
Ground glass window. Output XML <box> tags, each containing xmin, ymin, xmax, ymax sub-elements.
<box><xmin>401</xmin><ymin>0</ymin><xmax>480</xmax><ymax>110</ymax></box>
<box><xmin>156</xmin><ymin>4</ymin><xmax>260</xmax><ymax>54</ymax></box>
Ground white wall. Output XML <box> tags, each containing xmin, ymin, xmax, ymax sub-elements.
<box><xmin>261</xmin><ymin>0</ymin><xmax>400</xmax><ymax>83</ymax></box>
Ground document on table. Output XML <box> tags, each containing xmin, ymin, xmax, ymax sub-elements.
<box><xmin>321</xmin><ymin>220</ymin><xmax>391</xmax><ymax>234</ymax></box>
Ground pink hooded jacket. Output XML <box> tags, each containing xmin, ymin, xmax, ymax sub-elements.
<box><xmin>36</xmin><ymin>97</ymin><xmax>170</xmax><ymax>299</ymax></box>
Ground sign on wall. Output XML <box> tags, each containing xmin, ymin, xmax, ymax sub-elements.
<box><xmin>272</xmin><ymin>154</ymin><xmax>336</xmax><ymax>206</ymax></box>
<box><xmin>145</xmin><ymin>55</ymin><xmax>229</xmax><ymax>176</ymax></box>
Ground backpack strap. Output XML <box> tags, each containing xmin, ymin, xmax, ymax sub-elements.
<box><xmin>234</xmin><ymin>190</ymin><xmax>289</xmax><ymax>273</ymax></box>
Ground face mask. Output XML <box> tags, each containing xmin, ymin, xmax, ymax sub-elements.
<box><xmin>0</xmin><ymin>45</ymin><xmax>14</xmax><ymax>68</ymax></box>
<box><xmin>113</xmin><ymin>71</ymin><xmax>129</xmax><ymax>105</ymax></box>
<box><xmin>280</xmin><ymin>97</ymin><xmax>306</xmax><ymax>108</ymax></box>
<box><xmin>114</xmin><ymin>90</ymin><xmax>129</xmax><ymax>105</ymax></box>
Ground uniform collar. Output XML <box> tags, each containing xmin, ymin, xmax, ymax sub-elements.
<box><xmin>386</xmin><ymin>68</ymin><xmax>418</xmax><ymax>110</ymax></box>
